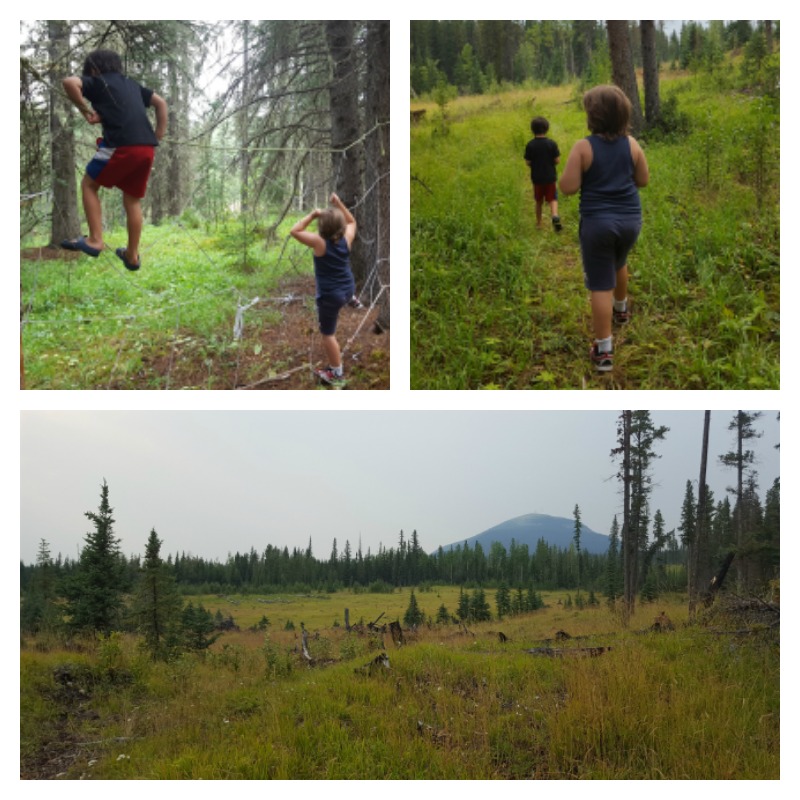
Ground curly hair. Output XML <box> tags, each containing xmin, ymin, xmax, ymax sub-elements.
<box><xmin>82</xmin><ymin>49</ymin><xmax>124</xmax><ymax>77</ymax></box>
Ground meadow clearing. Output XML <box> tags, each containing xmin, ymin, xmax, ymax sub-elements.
<box><xmin>410</xmin><ymin>72</ymin><xmax>779</xmax><ymax>389</ymax></box>
<box><xmin>20</xmin><ymin>587</ymin><xmax>779</xmax><ymax>779</ymax></box>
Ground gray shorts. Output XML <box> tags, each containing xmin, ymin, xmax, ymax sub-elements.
<box><xmin>579</xmin><ymin>215</ymin><xmax>641</xmax><ymax>291</ymax></box>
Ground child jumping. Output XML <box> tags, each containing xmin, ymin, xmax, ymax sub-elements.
<box><xmin>290</xmin><ymin>193</ymin><xmax>357</xmax><ymax>388</ymax></box>
<box><xmin>60</xmin><ymin>49</ymin><xmax>167</xmax><ymax>271</ymax></box>
<box><xmin>559</xmin><ymin>85</ymin><xmax>649</xmax><ymax>373</ymax></box>
<box><xmin>524</xmin><ymin>116</ymin><xmax>562</xmax><ymax>231</ymax></box>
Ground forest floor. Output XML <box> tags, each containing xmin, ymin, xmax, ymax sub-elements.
<box><xmin>20</xmin><ymin>247</ymin><xmax>390</xmax><ymax>391</ymax></box>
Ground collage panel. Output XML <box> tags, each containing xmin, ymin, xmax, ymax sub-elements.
<box><xmin>20</xmin><ymin>20</ymin><xmax>390</xmax><ymax>392</ymax></box>
<box><xmin>410</xmin><ymin>20</ymin><xmax>779</xmax><ymax>390</ymax></box>
<box><xmin>19</xmin><ymin>409</ymin><xmax>780</xmax><ymax>779</ymax></box>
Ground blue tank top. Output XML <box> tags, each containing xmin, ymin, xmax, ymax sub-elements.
<box><xmin>579</xmin><ymin>135</ymin><xmax>641</xmax><ymax>218</ymax></box>
<box><xmin>313</xmin><ymin>238</ymin><xmax>355</xmax><ymax>295</ymax></box>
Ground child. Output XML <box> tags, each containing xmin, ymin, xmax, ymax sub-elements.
<box><xmin>290</xmin><ymin>193</ymin><xmax>357</xmax><ymax>387</ymax></box>
<box><xmin>524</xmin><ymin>116</ymin><xmax>562</xmax><ymax>231</ymax></box>
<box><xmin>60</xmin><ymin>49</ymin><xmax>167</xmax><ymax>271</ymax></box>
<box><xmin>558</xmin><ymin>85</ymin><xmax>649</xmax><ymax>373</ymax></box>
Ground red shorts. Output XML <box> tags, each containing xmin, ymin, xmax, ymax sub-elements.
<box><xmin>86</xmin><ymin>140</ymin><xmax>155</xmax><ymax>199</ymax></box>
<box><xmin>533</xmin><ymin>182</ymin><xmax>558</xmax><ymax>203</ymax></box>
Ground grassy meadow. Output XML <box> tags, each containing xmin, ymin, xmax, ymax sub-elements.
<box><xmin>20</xmin><ymin>588</ymin><xmax>779</xmax><ymax>779</ymax></box>
<box><xmin>20</xmin><ymin>218</ymin><xmax>390</xmax><ymax>390</ymax></box>
<box><xmin>410</xmin><ymin>73</ymin><xmax>779</xmax><ymax>389</ymax></box>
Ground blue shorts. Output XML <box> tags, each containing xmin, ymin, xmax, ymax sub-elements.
<box><xmin>579</xmin><ymin>216</ymin><xmax>641</xmax><ymax>291</ymax></box>
<box><xmin>316</xmin><ymin>289</ymin><xmax>352</xmax><ymax>336</ymax></box>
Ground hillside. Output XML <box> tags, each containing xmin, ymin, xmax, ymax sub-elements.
<box><xmin>441</xmin><ymin>512</ymin><xmax>609</xmax><ymax>555</ymax></box>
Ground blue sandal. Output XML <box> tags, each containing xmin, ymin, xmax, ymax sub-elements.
<box><xmin>60</xmin><ymin>236</ymin><xmax>101</xmax><ymax>257</ymax></box>
<box><xmin>116</xmin><ymin>248</ymin><xmax>141</xmax><ymax>272</ymax></box>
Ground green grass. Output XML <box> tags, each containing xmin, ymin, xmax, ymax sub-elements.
<box><xmin>411</xmin><ymin>76</ymin><xmax>779</xmax><ymax>389</ymax></box>
<box><xmin>21</xmin><ymin>590</ymin><xmax>779</xmax><ymax>779</ymax></box>
<box><xmin>20</xmin><ymin>217</ymin><xmax>312</xmax><ymax>389</ymax></box>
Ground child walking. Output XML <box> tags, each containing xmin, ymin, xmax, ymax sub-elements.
<box><xmin>524</xmin><ymin>116</ymin><xmax>562</xmax><ymax>231</ymax></box>
<box><xmin>60</xmin><ymin>49</ymin><xmax>167</xmax><ymax>271</ymax></box>
<box><xmin>559</xmin><ymin>85</ymin><xmax>649</xmax><ymax>373</ymax></box>
<box><xmin>290</xmin><ymin>193</ymin><xmax>357</xmax><ymax>388</ymax></box>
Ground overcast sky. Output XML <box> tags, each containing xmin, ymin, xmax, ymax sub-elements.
<box><xmin>19</xmin><ymin>410</ymin><xmax>779</xmax><ymax>565</ymax></box>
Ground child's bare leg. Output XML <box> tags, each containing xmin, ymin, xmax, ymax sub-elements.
<box><xmin>535</xmin><ymin>199</ymin><xmax>543</xmax><ymax>227</ymax></box>
<box><xmin>81</xmin><ymin>174</ymin><xmax>105</xmax><ymax>250</ymax></box>
<box><xmin>122</xmin><ymin>193</ymin><xmax>143</xmax><ymax>264</ymax></box>
<box><xmin>550</xmin><ymin>198</ymin><xmax>559</xmax><ymax>219</ymax></box>
<box><xmin>321</xmin><ymin>334</ymin><xmax>342</xmax><ymax>370</ymax></box>
<box><xmin>590</xmin><ymin>290</ymin><xmax>614</xmax><ymax>341</ymax></box>
<box><xmin>614</xmin><ymin>264</ymin><xmax>629</xmax><ymax>303</ymax></box>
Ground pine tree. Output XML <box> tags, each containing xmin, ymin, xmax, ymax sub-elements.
<box><xmin>181</xmin><ymin>603</ymin><xmax>219</xmax><ymax>651</ymax></box>
<box><xmin>457</xmin><ymin>587</ymin><xmax>470</xmax><ymax>621</ymax></box>
<box><xmin>132</xmin><ymin>528</ymin><xmax>183</xmax><ymax>659</ymax></box>
<box><xmin>403</xmin><ymin>590</ymin><xmax>424</xmax><ymax>627</ymax></box>
<box><xmin>63</xmin><ymin>481</ymin><xmax>125</xmax><ymax>634</ymax></box>
<box><xmin>495</xmin><ymin>582</ymin><xmax>511</xmax><ymax>619</ymax></box>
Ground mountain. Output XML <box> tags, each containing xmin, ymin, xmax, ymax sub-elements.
<box><xmin>439</xmin><ymin>513</ymin><xmax>609</xmax><ymax>555</ymax></box>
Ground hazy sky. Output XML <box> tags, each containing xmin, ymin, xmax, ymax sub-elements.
<box><xmin>19</xmin><ymin>410</ymin><xmax>780</xmax><ymax>565</ymax></box>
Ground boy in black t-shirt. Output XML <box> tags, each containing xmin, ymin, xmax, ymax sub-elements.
<box><xmin>61</xmin><ymin>50</ymin><xmax>167</xmax><ymax>271</ymax></box>
<box><xmin>524</xmin><ymin>116</ymin><xmax>562</xmax><ymax>231</ymax></box>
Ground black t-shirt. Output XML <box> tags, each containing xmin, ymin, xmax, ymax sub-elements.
<box><xmin>81</xmin><ymin>72</ymin><xmax>158</xmax><ymax>148</ymax></box>
<box><xmin>524</xmin><ymin>137</ymin><xmax>560</xmax><ymax>184</ymax></box>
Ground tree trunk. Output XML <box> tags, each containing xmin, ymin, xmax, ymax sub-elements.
<box><xmin>690</xmin><ymin>411</ymin><xmax>711</xmax><ymax>619</ymax></box>
<box><xmin>606</xmin><ymin>21</ymin><xmax>644</xmax><ymax>135</ymax></box>
<box><xmin>364</xmin><ymin>21</ymin><xmax>390</xmax><ymax>328</ymax></box>
<box><xmin>47</xmin><ymin>20</ymin><xmax>80</xmax><ymax>247</ymax></box>
<box><xmin>640</xmin><ymin>20</ymin><xmax>661</xmax><ymax>128</ymax></box>
<box><xmin>325</xmin><ymin>21</ymin><xmax>365</xmax><ymax>284</ymax></box>
<box><xmin>621</xmin><ymin>410</ymin><xmax>635</xmax><ymax>623</ymax></box>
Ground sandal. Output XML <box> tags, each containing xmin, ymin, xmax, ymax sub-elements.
<box><xmin>60</xmin><ymin>236</ymin><xmax>101</xmax><ymax>257</ymax></box>
<box><xmin>116</xmin><ymin>247</ymin><xmax>141</xmax><ymax>271</ymax></box>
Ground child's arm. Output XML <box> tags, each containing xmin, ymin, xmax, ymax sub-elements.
<box><xmin>62</xmin><ymin>76</ymin><xmax>101</xmax><ymax>125</ymax></box>
<box><xmin>559</xmin><ymin>139</ymin><xmax>591</xmax><ymax>195</ymax></box>
<box><xmin>330</xmin><ymin>193</ymin><xmax>357</xmax><ymax>249</ymax></box>
<box><xmin>629</xmin><ymin>136</ymin><xmax>650</xmax><ymax>188</ymax></box>
<box><xmin>150</xmin><ymin>93</ymin><xmax>168</xmax><ymax>141</ymax></box>
<box><xmin>290</xmin><ymin>210</ymin><xmax>327</xmax><ymax>256</ymax></box>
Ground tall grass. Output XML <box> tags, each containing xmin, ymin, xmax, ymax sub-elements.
<box><xmin>21</xmin><ymin>590</ymin><xmax>778</xmax><ymax>779</ymax></box>
<box><xmin>20</xmin><ymin>218</ymin><xmax>312</xmax><ymax>389</ymax></box>
<box><xmin>411</xmin><ymin>75</ymin><xmax>779</xmax><ymax>389</ymax></box>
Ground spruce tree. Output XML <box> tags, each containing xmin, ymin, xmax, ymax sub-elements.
<box><xmin>403</xmin><ymin>590</ymin><xmax>424</xmax><ymax>627</ymax></box>
<box><xmin>132</xmin><ymin>529</ymin><xmax>183</xmax><ymax>659</ymax></box>
<box><xmin>495</xmin><ymin>582</ymin><xmax>511</xmax><ymax>619</ymax></box>
<box><xmin>64</xmin><ymin>481</ymin><xmax>125</xmax><ymax>634</ymax></box>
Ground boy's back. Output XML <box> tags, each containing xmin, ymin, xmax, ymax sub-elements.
<box><xmin>81</xmin><ymin>72</ymin><xmax>159</xmax><ymax>148</ymax></box>
<box><xmin>524</xmin><ymin>136</ymin><xmax>560</xmax><ymax>184</ymax></box>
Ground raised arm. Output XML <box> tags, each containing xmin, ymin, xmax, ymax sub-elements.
<box><xmin>290</xmin><ymin>209</ymin><xmax>327</xmax><ymax>256</ymax></box>
<box><xmin>330</xmin><ymin>193</ymin><xmax>357</xmax><ymax>248</ymax></box>
<box><xmin>150</xmin><ymin>92</ymin><xmax>168</xmax><ymax>141</ymax></box>
<box><xmin>62</xmin><ymin>76</ymin><xmax>101</xmax><ymax>125</ymax></box>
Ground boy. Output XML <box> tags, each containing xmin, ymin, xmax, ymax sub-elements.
<box><xmin>290</xmin><ymin>193</ymin><xmax>357</xmax><ymax>388</ymax></box>
<box><xmin>60</xmin><ymin>49</ymin><xmax>167</xmax><ymax>271</ymax></box>
<box><xmin>559</xmin><ymin>85</ymin><xmax>649</xmax><ymax>373</ymax></box>
<box><xmin>524</xmin><ymin>116</ymin><xmax>562</xmax><ymax>231</ymax></box>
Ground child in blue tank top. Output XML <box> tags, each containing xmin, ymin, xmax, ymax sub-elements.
<box><xmin>290</xmin><ymin>193</ymin><xmax>357</xmax><ymax>387</ymax></box>
<box><xmin>559</xmin><ymin>85</ymin><xmax>649</xmax><ymax>373</ymax></box>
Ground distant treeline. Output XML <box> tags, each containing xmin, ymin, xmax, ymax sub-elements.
<box><xmin>21</xmin><ymin>526</ymin><xmax>677</xmax><ymax>598</ymax></box>
<box><xmin>410</xmin><ymin>20</ymin><xmax>777</xmax><ymax>96</ymax></box>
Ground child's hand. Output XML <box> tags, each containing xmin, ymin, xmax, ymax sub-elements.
<box><xmin>84</xmin><ymin>109</ymin><xmax>102</xmax><ymax>125</ymax></box>
<box><xmin>311</xmin><ymin>209</ymin><xmax>322</xmax><ymax>219</ymax></box>
<box><xmin>330</xmin><ymin>192</ymin><xmax>341</xmax><ymax>206</ymax></box>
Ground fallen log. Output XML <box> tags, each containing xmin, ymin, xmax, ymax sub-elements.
<box><xmin>526</xmin><ymin>646</ymin><xmax>612</xmax><ymax>658</ymax></box>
